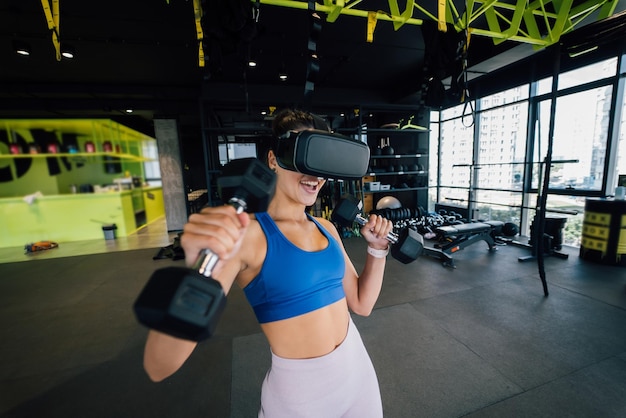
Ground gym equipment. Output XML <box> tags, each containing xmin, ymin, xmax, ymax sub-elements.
<box><xmin>502</xmin><ymin>222</ymin><xmax>519</xmax><ymax>237</ymax></box>
<box><xmin>381</xmin><ymin>137</ymin><xmax>394</xmax><ymax>155</ymax></box>
<box><xmin>376</xmin><ymin>195</ymin><xmax>402</xmax><ymax>210</ymax></box>
<box><xmin>422</xmin><ymin>221</ymin><xmax>502</xmax><ymax>268</ymax></box>
<box><xmin>133</xmin><ymin>158</ymin><xmax>276</xmax><ymax>341</ymax></box>
<box><xmin>273</xmin><ymin>129</ymin><xmax>370</xmax><ymax>180</ymax></box>
<box><xmin>371</xmin><ymin>207</ymin><xmax>510</xmax><ymax>268</ymax></box>
<box><xmin>517</xmin><ymin>215</ymin><xmax>569</xmax><ymax>262</ymax></box>
<box><xmin>382</xmin><ymin>145</ymin><xmax>395</xmax><ymax>155</ymax></box>
<box><xmin>331</xmin><ymin>195</ymin><xmax>424</xmax><ymax>264</ymax></box>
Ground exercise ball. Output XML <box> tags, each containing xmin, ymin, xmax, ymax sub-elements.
<box><xmin>376</xmin><ymin>196</ymin><xmax>402</xmax><ymax>210</ymax></box>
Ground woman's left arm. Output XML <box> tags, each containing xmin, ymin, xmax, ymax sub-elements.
<box><xmin>320</xmin><ymin>214</ymin><xmax>393</xmax><ymax>316</ymax></box>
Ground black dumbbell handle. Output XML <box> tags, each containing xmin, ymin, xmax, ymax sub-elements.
<box><xmin>192</xmin><ymin>198</ymin><xmax>247</xmax><ymax>278</ymax></box>
<box><xmin>354</xmin><ymin>214</ymin><xmax>398</xmax><ymax>244</ymax></box>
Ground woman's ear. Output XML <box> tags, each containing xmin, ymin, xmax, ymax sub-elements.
<box><xmin>267</xmin><ymin>150</ymin><xmax>277</xmax><ymax>171</ymax></box>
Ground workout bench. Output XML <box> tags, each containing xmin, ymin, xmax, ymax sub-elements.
<box><xmin>423</xmin><ymin>221</ymin><xmax>503</xmax><ymax>268</ymax></box>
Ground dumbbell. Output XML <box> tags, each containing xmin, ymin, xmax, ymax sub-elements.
<box><xmin>331</xmin><ymin>195</ymin><xmax>424</xmax><ymax>264</ymax></box>
<box><xmin>133</xmin><ymin>158</ymin><xmax>276</xmax><ymax>341</ymax></box>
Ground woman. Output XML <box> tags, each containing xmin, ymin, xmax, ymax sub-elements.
<box><xmin>142</xmin><ymin>109</ymin><xmax>393</xmax><ymax>417</ymax></box>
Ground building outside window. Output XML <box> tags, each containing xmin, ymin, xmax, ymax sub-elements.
<box><xmin>430</xmin><ymin>55</ymin><xmax>625</xmax><ymax>248</ymax></box>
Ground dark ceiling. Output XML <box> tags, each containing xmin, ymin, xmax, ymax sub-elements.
<box><xmin>0</xmin><ymin>0</ymin><xmax>624</xmax><ymax>138</ymax></box>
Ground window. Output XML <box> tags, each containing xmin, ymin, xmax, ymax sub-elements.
<box><xmin>428</xmin><ymin>111</ymin><xmax>440</xmax><ymax>211</ymax></box>
<box><xmin>438</xmin><ymin>104</ymin><xmax>474</xmax><ymax>205</ymax></box>
<box><xmin>142</xmin><ymin>140</ymin><xmax>161</xmax><ymax>185</ymax></box>
<box><xmin>536</xmin><ymin>86</ymin><xmax>612</xmax><ymax>191</ymax></box>
<box><xmin>476</xmin><ymin>96</ymin><xmax>529</xmax><ymax>192</ymax></box>
<box><xmin>219</xmin><ymin>143</ymin><xmax>257</xmax><ymax>165</ymax></box>
<box><xmin>430</xmin><ymin>50</ymin><xmax>624</xmax><ymax>248</ymax></box>
<box><xmin>480</xmin><ymin>86</ymin><xmax>529</xmax><ymax>111</ymax></box>
<box><xmin>615</xmin><ymin>77</ymin><xmax>626</xmax><ymax>191</ymax></box>
<box><xmin>558</xmin><ymin>58</ymin><xmax>618</xmax><ymax>90</ymax></box>
<box><xmin>536</xmin><ymin>77</ymin><xmax>553</xmax><ymax>96</ymax></box>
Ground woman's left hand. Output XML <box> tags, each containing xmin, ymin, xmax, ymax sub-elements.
<box><xmin>360</xmin><ymin>214</ymin><xmax>394</xmax><ymax>250</ymax></box>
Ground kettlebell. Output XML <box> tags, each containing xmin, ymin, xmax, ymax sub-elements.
<box><xmin>382</xmin><ymin>145</ymin><xmax>395</xmax><ymax>155</ymax></box>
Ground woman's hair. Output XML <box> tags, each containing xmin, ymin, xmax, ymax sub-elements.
<box><xmin>271</xmin><ymin>109</ymin><xmax>329</xmax><ymax>137</ymax></box>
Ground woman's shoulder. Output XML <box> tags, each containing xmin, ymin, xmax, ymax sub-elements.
<box><xmin>245</xmin><ymin>214</ymin><xmax>263</xmax><ymax>239</ymax></box>
<box><xmin>310</xmin><ymin>215</ymin><xmax>341</xmax><ymax>239</ymax></box>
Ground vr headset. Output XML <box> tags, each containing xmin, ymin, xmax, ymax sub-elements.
<box><xmin>273</xmin><ymin>130</ymin><xmax>370</xmax><ymax>180</ymax></box>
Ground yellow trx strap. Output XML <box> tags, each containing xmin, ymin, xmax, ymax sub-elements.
<box><xmin>367</xmin><ymin>11</ymin><xmax>378</xmax><ymax>43</ymax></box>
<box><xmin>437</xmin><ymin>0</ymin><xmax>447</xmax><ymax>32</ymax></box>
<box><xmin>193</xmin><ymin>0</ymin><xmax>205</xmax><ymax>67</ymax></box>
<box><xmin>40</xmin><ymin>0</ymin><xmax>61</xmax><ymax>61</ymax></box>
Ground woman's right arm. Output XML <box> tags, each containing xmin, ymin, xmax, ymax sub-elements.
<box><xmin>142</xmin><ymin>205</ymin><xmax>250</xmax><ymax>381</ymax></box>
<box><xmin>143</xmin><ymin>331</ymin><xmax>198</xmax><ymax>382</ymax></box>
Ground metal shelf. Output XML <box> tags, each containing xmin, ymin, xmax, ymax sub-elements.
<box><xmin>338</xmin><ymin>128</ymin><xmax>429</xmax><ymax>135</ymax></box>
<box><xmin>0</xmin><ymin>152</ymin><xmax>154</xmax><ymax>162</ymax></box>
<box><xmin>366</xmin><ymin>171</ymin><xmax>427</xmax><ymax>176</ymax></box>
<box><xmin>364</xmin><ymin>187</ymin><xmax>428</xmax><ymax>194</ymax></box>
<box><xmin>370</xmin><ymin>154</ymin><xmax>427</xmax><ymax>159</ymax></box>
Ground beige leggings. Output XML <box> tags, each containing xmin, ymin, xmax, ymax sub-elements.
<box><xmin>258</xmin><ymin>317</ymin><xmax>383</xmax><ymax>418</ymax></box>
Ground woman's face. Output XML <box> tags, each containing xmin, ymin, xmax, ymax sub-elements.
<box><xmin>268</xmin><ymin>149</ymin><xmax>326</xmax><ymax>207</ymax></box>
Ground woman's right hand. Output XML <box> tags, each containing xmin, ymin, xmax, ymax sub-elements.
<box><xmin>181</xmin><ymin>205</ymin><xmax>251</xmax><ymax>275</ymax></box>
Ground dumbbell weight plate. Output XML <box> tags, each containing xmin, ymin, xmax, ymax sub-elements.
<box><xmin>133</xmin><ymin>267</ymin><xmax>226</xmax><ymax>341</ymax></box>
<box><xmin>390</xmin><ymin>228</ymin><xmax>424</xmax><ymax>264</ymax></box>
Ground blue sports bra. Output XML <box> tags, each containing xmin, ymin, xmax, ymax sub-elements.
<box><xmin>243</xmin><ymin>212</ymin><xmax>346</xmax><ymax>323</ymax></box>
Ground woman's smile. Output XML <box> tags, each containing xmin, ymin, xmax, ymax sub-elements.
<box><xmin>300</xmin><ymin>178</ymin><xmax>324</xmax><ymax>193</ymax></box>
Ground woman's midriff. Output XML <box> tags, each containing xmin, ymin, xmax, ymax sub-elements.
<box><xmin>260</xmin><ymin>298</ymin><xmax>350</xmax><ymax>359</ymax></box>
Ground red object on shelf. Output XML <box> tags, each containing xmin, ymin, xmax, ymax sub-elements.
<box><xmin>85</xmin><ymin>141</ymin><xmax>95</xmax><ymax>153</ymax></box>
<box><xmin>103</xmin><ymin>141</ymin><xmax>113</xmax><ymax>152</ymax></box>
<box><xmin>47</xmin><ymin>143</ymin><xmax>59</xmax><ymax>153</ymax></box>
<box><xmin>9</xmin><ymin>143</ymin><xmax>21</xmax><ymax>154</ymax></box>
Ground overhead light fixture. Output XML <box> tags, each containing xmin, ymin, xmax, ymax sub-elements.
<box><xmin>248</xmin><ymin>59</ymin><xmax>257</xmax><ymax>67</ymax></box>
<box><xmin>278</xmin><ymin>58</ymin><xmax>288</xmax><ymax>81</ymax></box>
<box><xmin>13</xmin><ymin>40</ymin><xmax>31</xmax><ymax>56</ymax></box>
<box><xmin>568</xmin><ymin>45</ymin><xmax>599</xmax><ymax>58</ymax></box>
<box><xmin>278</xmin><ymin>39</ymin><xmax>288</xmax><ymax>82</ymax></box>
<box><xmin>125</xmin><ymin>109</ymin><xmax>133</xmax><ymax>113</ymax></box>
<box><xmin>61</xmin><ymin>44</ymin><xmax>75</xmax><ymax>59</ymax></box>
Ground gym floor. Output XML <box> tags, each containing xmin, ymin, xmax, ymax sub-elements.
<box><xmin>1</xmin><ymin>219</ymin><xmax>625</xmax><ymax>417</ymax></box>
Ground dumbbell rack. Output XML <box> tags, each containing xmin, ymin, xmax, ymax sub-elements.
<box><xmin>366</xmin><ymin>154</ymin><xmax>428</xmax><ymax>191</ymax></box>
